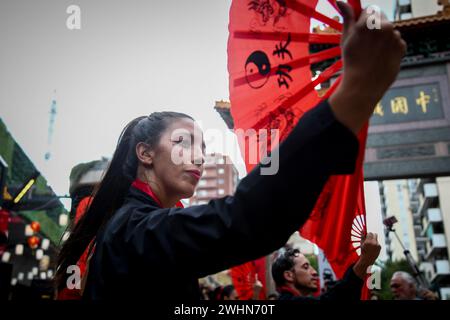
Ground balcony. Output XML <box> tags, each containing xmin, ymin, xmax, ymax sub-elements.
<box><xmin>415</xmin><ymin>236</ymin><xmax>428</xmax><ymax>244</ymax></box>
<box><xmin>420</xmin><ymin>262</ymin><xmax>435</xmax><ymax>282</ymax></box>
<box><xmin>431</xmin><ymin>234</ymin><xmax>446</xmax><ymax>247</ymax></box>
<box><xmin>427</xmin><ymin>208</ymin><xmax>443</xmax><ymax>223</ymax></box>
<box><xmin>424</xmin><ymin>183</ymin><xmax>438</xmax><ymax>197</ymax></box>
<box><xmin>409</xmin><ymin>199</ymin><xmax>420</xmax><ymax>212</ymax></box>
<box><xmin>426</xmin><ymin>234</ymin><xmax>447</xmax><ymax>260</ymax></box>
<box><xmin>414</xmin><ymin>225</ymin><xmax>422</xmax><ymax>237</ymax></box>
<box><xmin>417</xmin><ymin>178</ymin><xmax>433</xmax><ymax>193</ymax></box>
<box><xmin>417</xmin><ymin>242</ymin><xmax>427</xmax><ymax>253</ymax></box>
<box><xmin>417</xmin><ymin>250</ymin><xmax>426</xmax><ymax>262</ymax></box>
<box><xmin>420</xmin><ymin>261</ymin><xmax>434</xmax><ymax>272</ymax></box>
<box><xmin>436</xmin><ymin>260</ymin><xmax>450</xmax><ymax>274</ymax></box>
<box><xmin>417</xmin><ymin>183</ymin><xmax>439</xmax><ymax>218</ymax></box>
<box><xmin>431</xmin><ymin>260</ymin><xmax>450</xmax><ymax>284</ymax></box>
<box><xmin>421</xmin><ymin>209</ymin><xmax>443</xmax><ymax>237</ymax></box>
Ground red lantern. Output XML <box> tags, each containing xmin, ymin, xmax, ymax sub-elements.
<box><xmin>30</xmin><ymin>221</ymin><xmax>40</xmax><ymax>233</ymax></box>
<box><xmin>27</xmin><ymin>236</ymin><xmax>40</xmax><ymax>249</ymax></box>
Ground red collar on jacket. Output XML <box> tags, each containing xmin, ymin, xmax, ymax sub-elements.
<box><xmin>131</xmin><ymin>179</ymin><xmax>184</xmax><ymax>208</ymax></box>
<box><xmin>277</xmin><ymin>285</ymin><xmax>301</xmax><ymax>297</ymax></box>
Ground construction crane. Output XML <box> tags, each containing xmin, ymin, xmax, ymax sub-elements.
<box><xmin>45</xmin><ymin>90</ymin><xmax>57</xmax><ymax>161</ymax></box>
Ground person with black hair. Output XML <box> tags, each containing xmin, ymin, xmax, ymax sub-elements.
<box><xmin>221</xmin><ymin>285</ymin><xmax>238</xmax><ymax>300</ymax></box>
<box><xmin>271</xmin><ymin>233</ymin><xmax>380</xmax><ymax>301</ymax></box>
<box><xmin>55</xmin><ymin>2</ymin><xmax>405</xmax><ymax>301</ymax></box>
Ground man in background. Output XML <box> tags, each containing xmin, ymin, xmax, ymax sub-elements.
<box><xmin>390</xmin><ymin>271</ymin><xmax>438</xmax><ymax>300</ymax></box>
<box><xmin>271</xmin><ymin>233</ymin><xmax>381</xmax><ymax>300</ymax></box>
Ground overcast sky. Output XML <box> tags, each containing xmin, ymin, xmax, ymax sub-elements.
<box><xmin>0</xmin><ymin>0</ymin><xmax>396</xmax><ymax>204</ymax></box>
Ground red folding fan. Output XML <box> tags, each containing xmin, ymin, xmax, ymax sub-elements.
<box><xmin>228</xmin><ymin>0</ymin><xmax>367</xmax><ymax>299</ymax></box>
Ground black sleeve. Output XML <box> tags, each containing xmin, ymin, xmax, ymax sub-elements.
<box><xmin>317</xmin><ymin>265</ymin><xmax>364</xmax><ymax>301</ymax></box>
<box><xmin>124</xmin><ymin>100</ymin><xmax>360</xmax><ymax>277</ymax></box>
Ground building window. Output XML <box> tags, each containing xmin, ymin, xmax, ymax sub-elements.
<box><xmin>205</xmin><ymin>169</ymin><xmax>216</xmax><ymax>177</ymax></box>
<box><xmin>198</xmin><ymin>180</ymin><xmax>207</xmax><ymax>187</ymax></box>
<box><xmin>218</xmin><ymin>178</ymin><xmax>224</xmax><ymax>185</ymax></box>
<box><xmin>217</xmin><ymin>158</ymin><xmax>225</xmax><ymax>164</ymax></box>
<box><xmin>198</xmin><ymin>190</ymin><xmax>208</xmax><ymax>197</ymax></box>
<box><xmin>218</xmin><ymin>189</ymin><xmax>225</xmax><ymax>195</ymax></box>
<box><xmin>218</xmin><ymin>168</ymin><xmax>225</xmax><ymax>175</ymax></box>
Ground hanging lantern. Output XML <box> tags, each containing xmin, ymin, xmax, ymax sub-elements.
<box><xmin>59</xmin><ymin>213</ymin><xmax>68</xmax><ymax>226</ymax></box>
<box><xmin>40</xmin><ymin>255</ymin><xmax>50</xmax><ymax>271</ymax></box>
<box><xmin>15</xmin><ymin>244</ymin><xmax>24</xmax><ymax>255</ymax></box>
<box><xmin>27</xmin><ymin>236</ymin><xmax>40</xmax><ymax>249</ymax></box>
<box><xmin>30</xmin><ymin>221</ymin><xmax>41</xmax><ymax>233</ymax></box>
<box><xmin>36</xmin><ymin>249</ymin><xmax>44</xmax><ymax>260</ymax></box>
<box><xmin>25</xmin><ymin>224</ymin><xmax>33</xmax><ymax>236</ymax></box>
<box><xmin>1</xmin><ymin>251</ymin><xmax>11</xmax><ymax>263</ymax></box>
<box><xmin>41</xmin><ymin>238</ymin><xmax>50</xmax><ymax>250</ymax></box>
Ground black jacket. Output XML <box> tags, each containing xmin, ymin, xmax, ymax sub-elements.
<box><xmin>84</xmin><ymin>100</ymin><xmax>359</xmax><ymax>300</ymax></box>
<box><xmin>278</xmin><ymin>265</ymin><xmax>364</xmax><ymax>301</ymax></box>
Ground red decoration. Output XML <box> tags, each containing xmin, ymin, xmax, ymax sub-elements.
<box><xmin>27</xmin><ymin>235</ymin><xmax>40</xmax><ymax>249</ymax></box>
<box><xmin>228</xmin><ymin>0</ymin><xmax>368</xmax><ymax>299</ymax></box>
<box><xmin>30</xmin><ymin>221</ymin><xmax>41</xmax><ymax>233</ymax></box>
<box><xmin>74</xmin><ymin>196</ymin><xmax>93</xmax><ymax>225</ymax></box>
<box><xmin>0</xmin><ymin>209</ymin><xmax>10</xmax><ymax>234</ymax></box>
<box><xmin>230</xmin><ymin>258</ymin><xmax>266</xmax><ymax>300</ymax></box>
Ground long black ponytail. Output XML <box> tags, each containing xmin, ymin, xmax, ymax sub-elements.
<box><xmin>56</xmin><ymin>111</ymin><xmax>193</xmax><ymax>290</ymax></box>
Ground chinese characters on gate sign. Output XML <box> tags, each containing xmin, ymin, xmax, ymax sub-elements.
<box><xmin>371</xmin><ymin>84</ymin><xmax>443</xmax><ymax>125</ymax></box>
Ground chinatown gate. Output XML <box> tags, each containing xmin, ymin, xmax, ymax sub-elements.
<box><xmin>363</xmin><ymin>13</ymin><xmax>450</xmax><ymax>180</ymax></box>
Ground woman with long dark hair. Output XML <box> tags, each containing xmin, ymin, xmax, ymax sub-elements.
<box><xmin>56</xmin><ymin>3</ymin><xmax>406</xmax><ymax>301</ymax></box>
